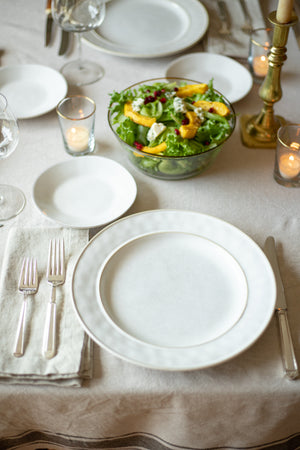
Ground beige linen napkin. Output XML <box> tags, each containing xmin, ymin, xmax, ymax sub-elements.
<box><xmin>0</xmin><ymin>227</ymin><xmax>92</xmax><ymax>387</ymax></box>
<box><xmin>202</xmin><ymin>0</ymin><xmax>266</xmax><ymax>58</ymax></box>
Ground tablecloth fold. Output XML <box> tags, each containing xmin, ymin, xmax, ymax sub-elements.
<box><xmin>0</xmin><ymin>227</ymin><xmax>92</xmax><ymax>387</ymax></box>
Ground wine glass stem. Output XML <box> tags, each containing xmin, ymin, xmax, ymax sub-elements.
<box><xmin>77</xmin><ymin>33</ymin><xmax>83</xmax><ymax>68</ymax></box>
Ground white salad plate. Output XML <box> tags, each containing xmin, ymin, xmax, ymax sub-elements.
<box><xmin>0</xmin><ymin>64</ymin><xmax>68</xmax><ymax>119</ymax></box>
<box><xmin>72</xmin><ymin>209</ymin><xmax>276</xmax><ymax>371</ymax></box>
<box><xmin>166</xmin><ymin>53</ymin><xmax>253</xmax><ymax>103</ymax></box>
<box><xmin>83</xmin><ymin>0</ymin><xmax>209</xmax><ymax>58</ymax></box>
<box><xmin>97</xmin><ymin>231</ymin><xmax>248</xmax><ymax>348</ymax></box>
<box><xmin>33</xmin><ymin>156</ymin><xmax>137</xmax><ymax>229</ymax></box>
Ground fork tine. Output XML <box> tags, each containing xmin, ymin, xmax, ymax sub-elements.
<box><xmin>59</xmin><ymin>239</ymin><xmax>65</xmax><ymax>276</ymax></box>
<box><xmin>33</xmin><ymin>258</ymin><xmax>37</xmax><ymax>286</ymax></box>
<box><xmin>48</xmin><ymin>239</ymin><xmax>55</xmax><ymax>276</ymax></box>
<box><xmin>19</xmin><ymin>257</ymin><xmax>30</xmax><ymax>287</ymax></box>
<box><xmin>56</xmin><ymin>239</ymin><xmax>60</xmax><ymax>275</ymax></box>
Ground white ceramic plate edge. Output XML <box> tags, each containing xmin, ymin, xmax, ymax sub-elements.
<box><xmin>0</xmin><ymin>64</ymin><xmax>68</xmax><ymax>119</ymax></box>
<box><xmin>96</xmin><ymin>230</ymin><xmax>249</xmax><ymax>349</ymax></box>
<box><xmin>166</xmin><ymin>52</ymin><xmax>253</xmax><ymax>103</ymax></box>
<box><xmin>83</xmin><ymin>0</ymin><xmax>209</xmax><ymax>58</ymax></box>
<box><xmin>71</xmin><ymin>209</ymin><xmax>276</xmax><ymax>371</ymax></box>
<box><xmin>32</xmin><ymin>156</ymin><xmax>137</xmax><ymax>229</ymax></box>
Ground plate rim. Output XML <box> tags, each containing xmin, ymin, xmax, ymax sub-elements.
<box><xmin>83</xmin><ymin>0</ymin><xmax>209</xmax><ymax>58</ymax></box>
<box><xmin>32</xmin><ymin>156</ymin><xmax>137</xmax><ymax>229</ymax></box>
<box><xmin>165</xmin><ymin>52</ymin><xmax>253</xmax><ymax>103</ymax></box>
<box><xmin>71</xmin><ymin>209</ymin><xmax>276</xmax><ymax>370</ymax></box>
<box><xmin>0</xmin><ymin>63</ymin><xmax>68</xmax><ymax>119</ymax></box>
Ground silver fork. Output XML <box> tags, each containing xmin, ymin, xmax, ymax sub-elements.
<box><xmin>239</xmin><ymin>0</ymin><xmax>253</xmax><ymax>34</ymax></box>
<box><xmin>13</xmin><ymin>258</ymin><xmax>38</xmax><ymax>357</ymax></box>
<box><xmin>43</xmin><ymin>239</ymin><xmax>65</xmax><ymax>359</ymax></box>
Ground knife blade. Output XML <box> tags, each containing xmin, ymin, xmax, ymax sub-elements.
<box><xmin>264</xmin><ymin>236</ymin><xmax>299</xmax><ymax>380</ymax></box>
<box><xmin>45</xmin><ymin>0</ymin><xmax>54</xmax><ymax>47</ymax></box>
<box><xmin>58</xmin><ymin>30</ymin><xmax>70</xmax><ymax>56</ymax></box>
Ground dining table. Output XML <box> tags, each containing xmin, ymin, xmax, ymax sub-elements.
<box><xmin>0</xmin><ymin>0</ymin><xmax>300</xmax><ymax>449</ymax></box>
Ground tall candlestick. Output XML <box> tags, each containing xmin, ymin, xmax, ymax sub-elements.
<box><xmin>276</xmin><ymin>0</ymin><xmax>294</xmax><ymax>23</ymax></box>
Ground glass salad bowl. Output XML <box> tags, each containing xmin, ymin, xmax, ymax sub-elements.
<box><xmin>108</xmin><ymin>78</ymin><xmax>236</xmax><ymax>180</ymax></box>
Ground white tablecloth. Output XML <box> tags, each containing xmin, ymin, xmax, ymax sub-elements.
<box><xmin>0</xmin><ymin>1</ymin><xmax>300</xmax><ymax>449</ymax></box>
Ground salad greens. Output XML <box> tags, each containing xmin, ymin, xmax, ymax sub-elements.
<box><xmin>109</xmin><ymin>79</ymin><xmax>234</xmax><ymax>157</ymax></box>
<box><xmin>108</xmin><ymin>79</ymin><xmax>235</xmax><ymax>179</ymax></box>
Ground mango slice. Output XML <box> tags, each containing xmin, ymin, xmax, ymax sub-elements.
<box><xmin>193</xmin><ymin>100</ymin><xmax>230</xmax><ymax>117</ymax></box>
<box><xmin>176</xmin><ymin>84</ymin><xmax>208</xmax><ymax>98</ymax></box>
<box><xmin>124</xmin><ymin>102</ymin><xmax>156</xmax><ymax>127</ymax></box>
<box><xmin>142</xmin><ymin>142</ymin><xmax>167</xmax><ymax>154</ymax></box>
<box><xmin>179</xmin><ymin>111</ymin><xmax>201</xmax><ymax>139</ymax></box>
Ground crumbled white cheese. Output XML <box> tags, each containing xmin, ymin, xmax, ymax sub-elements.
<box><xmin>132</xmin><ymin>97</ymin><xmax>144</xmax><ymax>112</ymax></box>
<box><xmin>165</xmin><ymin>91</ymin><xmax>176</xmax><ymax>99</ymax></box>
<box><xmin>194</xmin><ymin>107</ymin><xmax>205</xmax><ymax>121</ymax></box>
<box><xmin>147</xmin><ymin>122</ymin><xmax>166</xmax><ymax>142</ymax></box>
<box><xmin>173</xmin><ymin>97</ymin><xmax>187</xmax><ymax>113</ymax></box>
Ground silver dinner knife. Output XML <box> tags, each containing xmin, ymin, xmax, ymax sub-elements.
<box><xmin>58</xmin><ymin>30</ymin><xmax>70</xmax><ymax>56</ymax></box>
<box><xmin>264</xmin><ymin>236</ymin><xmax>299</xmax><ymax>380</ymax></box>
<box><xmin>45</xmin><ymin>0</ymin><xmax>54</xmax><ymax>47</ymax></box>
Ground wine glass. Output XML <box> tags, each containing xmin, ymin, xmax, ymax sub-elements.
<box><xmin>0</xmin><ymin>94</ymin><xmax>26</xmax><ymax>220</ymax></box>
<box><xmin>52</xmin><ymin>0</ymin><xmax>106</xmax><ymax>87</ymax></box>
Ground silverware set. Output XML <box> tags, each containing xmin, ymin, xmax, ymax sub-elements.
<box><xmin>13</xmin><ymin>238</ymin><xmax>65</xmax><ymax>359</ymax></box>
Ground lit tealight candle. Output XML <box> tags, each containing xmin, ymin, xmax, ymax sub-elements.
<box><xmin>279</xmin><ymin>152</ymin><xmax>300</xmax><ymax>179</ymax></box>
<box><xmin>65</xmin><ymin>126</ymin><xmax>89</xmax><ymax>152</ymax></box>
<box><xmin>253</xmin><ymin>55</ymin><xmax>269</xmax><ymax>77</ymax></box>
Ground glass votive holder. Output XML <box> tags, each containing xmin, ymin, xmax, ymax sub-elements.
<box><xmin>248</xmin><ymin>28</ymin><xmax>273</xmax><ymax>84</ymax></box>
<box><xmin>56</xmin><ymin>95</ymin><xmax>96</xmax><ymax>156</ymax></box>
<box><xmin>274</xmin><ymin>124</ymin><xmax>300</xmax><ymax>187</ymax></box>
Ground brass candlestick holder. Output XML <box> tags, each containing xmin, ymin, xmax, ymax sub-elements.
<box><xmin>240</xmin><ymin>11</ymin><xmax>298</xmax><ymax>148</ymax></box>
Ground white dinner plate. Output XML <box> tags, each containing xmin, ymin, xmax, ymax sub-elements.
<box><xmin>0</xmin><ymin>64</ymin><xmax>68</xmax><ymax>119</ymax></box>
<box><xmin>97</xmin><ymin>231</ymin><xmax>248</xmax><ymax>348</ymax></box>
<box><xmin>72</xmin><ymin>210</ymin><xmax>276</xmax><ymax>370</ymax></box>
<box><xmin>166</xmin><ymin>53</ymin><xmax>253</xmax><ymax>103</ymax></box>
<box><xmin>83</xmin><ymin>0</ymin><xmax>209</xmax><ymax>58</ymax></box>
<box><xmin>33</xmin><ymin>156</ymin><xmax>137</xmax><ymax>228</ymax></box>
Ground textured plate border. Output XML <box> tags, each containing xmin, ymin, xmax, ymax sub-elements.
<box><xmin>72</xmin><ymin>210</ymin><xmax>276</xmax><ymax>370</ymax></box>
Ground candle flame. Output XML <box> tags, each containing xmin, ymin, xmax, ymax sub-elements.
<box><xmin>289</xmin><ymin>155</ymin><xmax>295</xmax><ymax>162</ymax></box>
<box><xmin>290</xmin><ymin>142</ymin><xmax>300</xmax><ymax>150</ymax></box>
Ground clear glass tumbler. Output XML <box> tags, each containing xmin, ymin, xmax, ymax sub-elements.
<box><xmin>248</xmin><ymin>28</ymin><xmax>273</xmax><ymax>84</ymax></box>
<box><xmin>274</xmin><ymin>124</ymin><xmax>300</xmax><ymax>187</ymax></box>
<box><xmin>56</xmin><ymin>95</ymin><xmax>96</xmax><ymax>156</ymax></box>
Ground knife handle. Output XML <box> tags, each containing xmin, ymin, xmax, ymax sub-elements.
<box><xmin>277</xmin><ymin>309</ymin><xmax>299</xmax><ymax>380</ymax></box>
